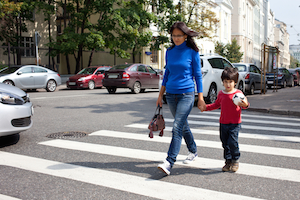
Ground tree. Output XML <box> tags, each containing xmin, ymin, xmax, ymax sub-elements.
<box><xmin>214</xmin><ymin>41</ymin><xmax>226</xmax><ymax>57</ymax></box>
<box><xmin>290</xmin><ymin>54</ymin><xmax>300</xmax><ymax>68</ymax></box>
<box><xmin>214</xmin><ymin>39</ymin><xmax>243</xmax><ymax>63</ymax></box>
<box><xmin>225</xmin><ymin>39</ymin><xmax>243</xmax><ymax>63</ymax></box>
<box><xmin>114</xmin><ymin>0</ymin><xmax>156</xmax><ymax>63</ymax></box>
<box><xmin>176</xmin><ymin>0</ymin><xmax>219</xmax><ymax>39</ymax></box>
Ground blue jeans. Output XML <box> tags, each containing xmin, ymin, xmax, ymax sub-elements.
<box><xmin>165</xmin><ymin>92</ymin><xmax>197</xmax><ymax>167</ymax></box>
<box><xmin>219</xmin><ymin>123</ymin><xmax>241</xmax><ymax>161</ymax></box>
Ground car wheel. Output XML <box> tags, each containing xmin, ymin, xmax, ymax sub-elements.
<box><xmin>88</xmin><ymin>81</ymin><xmax>95</xmax><ymax>90</ymax></box>
<box><xmin>281</xmin><ymin>80</ymin><xmax>286</xmax><ymax>88</ymax></box>
<box><xmin>46</xmin><ymin>79</ymin><xmax>57</xmax><ymax>92</ymax></box>
<box><xmin>238</xmin><ymin>81</ymin><xmax>244</xmax><ymax>93</ymax></box>
<box><xmin>131</xmin><ymin>81</ymin><xmax>141</xmax><ymax>94</ymax></box>
<box><xmin>107</xmin><ymin>87</ymin><xmax>117</xmax><ymax>94</ymax></box>
<box><xmin>206</xmin><ymin>84</ymin><xmax>217</xmax><ymax>104</ymax></box>
<box><xmin>249</xmin><ymin>84</ymin><xmax>255</xmax><ymax>95</ymax></box>
<box><xmin>3</xmin><ymin>80</ymin><xmax>14</xmax><ymax>86</ymax></box>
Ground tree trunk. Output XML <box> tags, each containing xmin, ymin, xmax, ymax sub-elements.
<box><xmin>88</xmin><ymin>49</ymin><xmax>95</xmax><ymax>67</ymax></box>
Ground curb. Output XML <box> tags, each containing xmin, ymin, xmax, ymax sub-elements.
<box><xmin>247</xmin><ymin>108</ymin><xmax>300</xmax><ymax>117</ymax></box>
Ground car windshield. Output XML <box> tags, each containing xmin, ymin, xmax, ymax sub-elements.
<box><xmin>77</xmin><ymin>68</ymin><xmax>97</xmax><ymax>74</ymax></box>
<box><xmin>0</xmin><ymin>67</ymin><xmax>19</xmax><ymax>74</ymax></box>
<box><xmin>111</xmin><ymin>64</ymin><xmax>131</xmax><ymax>70</ymax></box>
<box><xmin>233</xmin><ymin>64</ymin><xmax>246</xmax><ymax>72</ymax></box>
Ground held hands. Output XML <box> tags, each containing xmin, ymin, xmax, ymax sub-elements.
<box><xmin>197</xmin><ymin>99</ymin><xmax>206</xmax><ymax>112</ymax></box>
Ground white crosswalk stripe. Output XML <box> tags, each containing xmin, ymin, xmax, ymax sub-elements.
<box><xmin>0</xmin><ymin>151</ymin><xmax>263</xmax><ymax>200</ymax></box>
<box><xmin>1</xmin><ymin>111</ymin><xmax>300</xmax><ymax>199</ymax></box>
<box><xmin>38</xmin><ymin>138</ymin><xmax>300</xmax><ymax>183</ymax></box>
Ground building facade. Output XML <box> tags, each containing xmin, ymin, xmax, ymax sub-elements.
<box><xmin>0</xmin><ymin>0</ymin><xmax>292</xmax><ymax>74</ymax></box>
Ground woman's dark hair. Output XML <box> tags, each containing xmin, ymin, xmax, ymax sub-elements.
<box><xmin>169</xmin><ymin>21</ymin><xmax>199</xmax><ymax>52</ymax></box>
<box><xmin>221</xmin><ymin>67</ymin><xmax>239</xmax><ymax>83</ymax></box>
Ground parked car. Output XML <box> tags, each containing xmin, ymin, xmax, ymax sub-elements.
<box><xmin>288</xmin><ymin>68</ymin><xmax>300</xmax><ymax>86</ymax></box>
<box><xmin>233</xmin><ymin>63</ymin><xmax>267</xmax><ymax>95</ymax></box>
<box><xmin>66</xmin><ymin>66</ymin><xmax>111</xmax><ymax>90</ymax></box>
<box><xmin>266</xmin><ymin>67</ymin><xmax>294</xmax><ymax>88</ymax></box>
<box><xmin>103</xmin><ymin>63</ymin><xmax>160</xmax><ymax>94</ymax></box>
<box><xmin>160</xmin><ymin>54</ymin><xmax>242</xmax><ymax>104</ymax></box>
<box><xmin>0</xmin><ymin>65</ymin><xmax>61</xmax><ymax>92</ymax></box>
<box><xmin>0</xmin><ymin>83</ymin><xmax>33</xmax><ymax>137</ymax></box>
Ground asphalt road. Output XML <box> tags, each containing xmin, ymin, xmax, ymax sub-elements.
<box><xmin>0</xmin><ymin>86</ymin><xmax>299</xmax><ymax>200</ymax></box>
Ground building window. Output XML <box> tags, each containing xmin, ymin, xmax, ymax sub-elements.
<box><xmin>151</xmin><ymin>49</ymin><xmax>158</xmax><ymax>64</ymax></box>
<box><xmin>21</xmin><ymin>37</ymin><xmax>35</xmax><ymax>57</ymax></box>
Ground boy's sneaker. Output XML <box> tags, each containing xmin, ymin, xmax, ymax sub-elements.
<box><xmin>183</xmin><ymin>152</ymin><xmax>198</xmax><ymax>164</ymax></box>
<box><xmin>158</xmin><ymin>160</ymin><xmax>171</xmax><ymax>175</ymax></box>
<box><xmin>231</xmin><ymin>162</ymin><xmax>239</xmax><ymax>172</ymax></box>
<box><xmin>222</xmin><ymin>160</ymin><xmax>231</xmax><ymax>172</ymax></box>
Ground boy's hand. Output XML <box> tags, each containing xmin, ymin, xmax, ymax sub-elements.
<box><xmin>238</xmin><ymin>97</ymin><xmax>249</xmax><ymax>108</ymax></box>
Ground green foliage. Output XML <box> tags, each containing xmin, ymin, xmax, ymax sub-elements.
<box><xmin>290</xmin><ymin>54</ymin><xmax>300</xmax><ymax>68</ymax></box>
<box><xmin>175</xmin><ymin>0</ymin><xmax>219</xmax><ymax>39</ymax></box>
<box><xmin>214</xmin><ymin>39</ymin><xmax>243</xmax><ymax>63</ymax></box>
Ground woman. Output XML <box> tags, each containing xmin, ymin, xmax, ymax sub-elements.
<box><xmin>156</xmin><ymin>21</ymin><xmax>206</xmax><ymax>175</ymax></box>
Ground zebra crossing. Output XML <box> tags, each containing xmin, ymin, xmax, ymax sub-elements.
<box><xmin>1</xmin><ymin>111</ymin><xmax>300</xmax><ymax>199</ymax></box>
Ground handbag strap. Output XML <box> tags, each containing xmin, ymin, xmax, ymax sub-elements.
<box><xmin>155</xmin><ymin>106</ymin><xmax>163</xmax><ymax>116</ymax></box>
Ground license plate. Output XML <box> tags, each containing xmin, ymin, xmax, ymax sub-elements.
<box><xmin>108</xmin><ymin>74</ymin><xmax>118</xmax><ymax>78</ymax></box>
<box><xmin>267</xmin><ymin>81</ymin><xmax>273</xmax><ymax>84</ymax></box>
<box><xmin>69</xmin><ymin>82</ymin><xmax>76</xmax><ymax>85</ymax></box>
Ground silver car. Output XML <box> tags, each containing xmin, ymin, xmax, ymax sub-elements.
<box><xmin>233</xmin><ymin>63</ymin><xmax>267</xmax><ymax>95</ymax></box>
<box><xmin>0</xmin><ymin>65</ymin><xmax>62</xmax><ymax>92</ymax></box>
<box><xmin>0</xmin><ymin>83</ymin><xmax>33</xmax><ymax>137</ymax></box>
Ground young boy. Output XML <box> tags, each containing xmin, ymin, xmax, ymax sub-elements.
<box><xmin>204</xmin><ymin>67</ymin><xmax>249</xmax><ymax>172</ymax></box>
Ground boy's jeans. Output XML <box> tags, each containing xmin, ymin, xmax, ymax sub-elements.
<box><xmin>219</xmin><ymin>123</ymin><xmax>241</xmax><ymax>161</ymax></box>
<box><xmin>165</xmin><ymin>92</ymin><xmax>197</xmax><ymax>167</ymax></box>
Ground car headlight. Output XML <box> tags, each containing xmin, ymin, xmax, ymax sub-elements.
<box><xmin>0</xmin><ymin>92</ymin><xmax>25</xmax><ymax>105</ymax></box>
<box><xmin>78</xmin><ymin>77</ymin><xmax>87</xmax><ymax>81</ymax></box>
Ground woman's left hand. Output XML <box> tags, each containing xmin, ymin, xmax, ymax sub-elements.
<box><xmin>197</xmin><ymin>93</ymin><xmax>206</xmax><ymax>112</ymax></box>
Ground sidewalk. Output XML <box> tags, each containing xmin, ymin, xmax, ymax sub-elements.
<box><xmin>246</xmin><ymin>86</ymin><xmax>300</xmax><ymax>117</ymax></box>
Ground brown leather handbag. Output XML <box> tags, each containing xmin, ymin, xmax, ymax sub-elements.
<box><xmin>148</xmin><ymin>106</ymin><xmax>165</xmax><ymax>138</ymax></box>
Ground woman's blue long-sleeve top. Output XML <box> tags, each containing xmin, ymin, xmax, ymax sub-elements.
<box><xmin>162</xmin><ymin>41</ymin><xmax>203</xmax><ymax>94</ymax></box>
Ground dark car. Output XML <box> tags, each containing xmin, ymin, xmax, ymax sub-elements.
<box><xmin>266</xmin><ymin>67</ymin><xmax>294</xmax><ymax>88</ymax></box>
<box><xmin>233</xmin><ymin>63</ymin><xmax>267</xmax><ymax>95</ymax></box>
<box><xmin>66</xmin><ymin>66</ymin><xmax>111</xmax><ymax>90</ymax></box>
<box><xmin>288</xmin><ymin>69</ymin><xmax>300</xmax><ymax>86</ymax></box>
<box><xmin>102</xmin><ymin>63</ymin><xmax>160</xmax><ymax>94</ymax></box>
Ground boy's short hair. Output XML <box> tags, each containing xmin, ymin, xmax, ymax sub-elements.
<box><xmin>221</xmin><ymin>67</ymin><xmax>239</xmax><ymax>83</ymax></box>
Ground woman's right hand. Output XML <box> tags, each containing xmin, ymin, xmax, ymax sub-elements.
<box><xmin>156</xmin><ymin>96</ymin><xmax>163</xmax><ymax>108</ymax></box>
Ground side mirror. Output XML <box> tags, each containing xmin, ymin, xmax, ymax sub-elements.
<box><xmin>17</xmin><ymin>71</ymin><xmax>23</xmax><ymax>75</ymax></box>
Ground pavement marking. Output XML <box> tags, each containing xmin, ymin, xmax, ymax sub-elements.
<box><xmin>0</xmin><ymin>194</ymin><xmax>21</xmax><ymax>200</ymax></box>
<box><xmin>201</xmin><ymin>111</ymin><xmax>300</xmax><ymax>122</ymax></box>
<box><xmin>189</xmin><ymin>114</ymin><xmax>300</xmax><ymax>127</ymax></box>
<box><xmin>38</xmin><ymin>138</ymin><xmax>300</xmax><ymax>183</ymax></box>
<box><xmin>126</xmin><ymin>123</ymin><xmax>300</xmax><ymax>143</ymax></box>
<box><xmin>164</xmin><ymin>118</ymin><xmax>300</xmax><ymax>133</ymax></box>
<box><xmin>31</xmin><ymin>94</ymin><xmax>86</xmax><ymax>100</ymax></box>
<box><xmin>0</xmin><ymin>151</ymin><xmax>262</xmax><ymax>200</ymax></box>
<box><xmin>90</xmin><ymin>130</ymin><xmax>300</xmax><ymax>158</ymax></box>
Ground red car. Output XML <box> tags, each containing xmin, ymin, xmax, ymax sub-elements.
<box><xmin>66</xmin><ymin>66</ymin><xmax>111</xmax><ymax>89</ymax></box>
<box><xmin>102</xmin><ymin>63</ymin><xmax>160</xmax><ymax>94</ymax></box>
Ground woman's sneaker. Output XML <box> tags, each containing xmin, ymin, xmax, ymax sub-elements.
<box><xmin>183</xmin><ymin>152</ymin><xmax>198</xmax><ymax>164</ymax></box>
<box><xmin>158</xmin><ymin>160</ymin><xmax>171</xmax><ymax>175</ymax></box>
